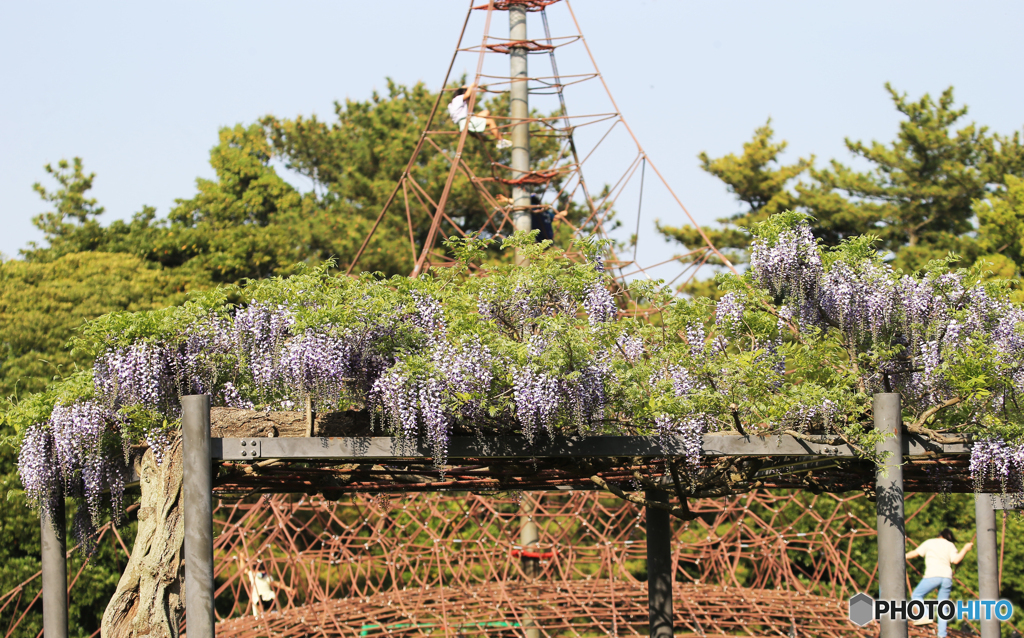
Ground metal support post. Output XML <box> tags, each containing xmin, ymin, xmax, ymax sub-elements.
<box><xmin>975</xmin><ymin>494</ymin><xmax>999</xmax><ymax>638</ymax></box>
<box><xmin>40</xmin><ymin>497</ymin><xmax>67</xmax><ymax>638</ymax></box>
<box><xmin>520</xmin><ymin>496</ymin><xmax>540</xmax><ymax>638</ymax></box>
<box><xmin>182</xmin><ymin>394</ymin><xmax>215</xmax><ymax>638</ymax></box>
<box><xmin>646</xmin><ymin>490</ymin><xmax>673</xmax><ymax>638</ymax></box>
<box><xmin>509</xmin><ymin>3</ymin><xmax>531</xmax><ymax>263</ymax></box>
<box><xmin>874</xmin><ymin>393</ymin><xmax>907</xmax><ymax>638</ymax></box>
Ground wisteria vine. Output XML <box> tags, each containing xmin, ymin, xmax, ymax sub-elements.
<box><xmin>13</xmin><ymin>218</ymin><xmax>1024</xmax><ymax>539</ymax></box>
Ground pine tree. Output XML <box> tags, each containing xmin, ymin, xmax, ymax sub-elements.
<box><xmin>656</xmin><ymin>120</ymin><xmax>809</xmax><ymax>297</ymax></box>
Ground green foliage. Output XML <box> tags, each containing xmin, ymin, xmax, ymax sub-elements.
<box><xmin>657</xmin><ymin>120</ymin><xmax>810</xmax><ymax>270</ymax></box>
<box><xmin>668</xmin><ymin>85</ymin><xmax>1024</xmax><ymax>297</ymax></box>
<box><xmin>23</xmin><ymin>158</ymin><xmax>107</xmax><ymax>261</ymax></box>
<box><xmin>975</xmin><ymin>175</ymin><xmax>1024</xmax><ymax>283</ymax></box>
<box><xmin>0</xmin><ymin>252</ymin><xmax>192</xmax><ymax>399</ymax></box>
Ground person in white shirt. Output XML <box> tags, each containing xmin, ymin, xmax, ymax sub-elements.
<box><xmin>239</xmin><ymin>557</ymin><xmax>294</xmax><ymax>619</ymax></box>
<box><xmin>447</xmin><ymin>84</ymin><xmax>511</xmax><ymax>150</ymax></box>
<box><xmin>905</xmin><ymin>529</ymin><xmax>973</xmax><ymax>636</ymax></box>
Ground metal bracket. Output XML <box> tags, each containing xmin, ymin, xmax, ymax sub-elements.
<box><xmin>221</xmin><ymin>438</ymin><xmax>261</xmax><ymax>460</ymax></box>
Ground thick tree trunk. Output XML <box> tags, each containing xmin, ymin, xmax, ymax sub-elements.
<box><xmin>102</xmin><ymin>439</ymin><xmax>185</xmax><ymax>638</ymax></box>
<box><xmin>102</xmin><ymin>407</ymin><xmax>371</xmax><ymax>637</ymax></box>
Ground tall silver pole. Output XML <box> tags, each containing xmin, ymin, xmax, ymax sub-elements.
<box><xmin>646</xmin><ymin>490</ymin><xmax>673</xmax><ymax>638</ymax></box>
<box><xmin>40</xmin><ymin>498</ymin><xmax>68</xmax><ymax>638</ymax></box>
<box><xmin>874</xmin><ymin>393</ymin><xmax>907</xmax><ymax>638</ymax></box>
<box><xmin>509</xmin><ymin>4</ymin><xmax>531</xmax><ymax>264</ymax></box>
<box><xmin>182</xmin><ymin>394</ymin><xmax>215</xmax><ymax>638</ymax></box>
<box><xmin>975</xmin><ymin>495</ymin><xmax>999</xmax><ymax>638</ymax></box>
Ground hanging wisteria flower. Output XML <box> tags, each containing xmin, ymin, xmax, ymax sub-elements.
<box><xmin>617</xmin><ymin>334</ymin><xmax>644</xmax><ymax>364</ymax></box>
<box><xmin>971</xmin><ymin>438</ymin><xmax>1024</xmax><ymax>493</ymax></box>
<box><xmin>233</xmin><ymin>302</ymin><xmax>295</xmax><ymax>396</ymax></box>
<box><xmin>584</xmin><ymin>282</ymin><xmax>617</xmax><ymax>325</ymax></box>
<box><xmin>512</xmin><ymin>366</ymin><xmax>559</xmax><ymax>441</ymax></box>
<box><xmin>749</xmin><ymin>221</ymin><xmax>822</xmax><ymax>322</ymax></box>
<box><xmin>18</xmin><ymin>400</ymin><xmax>130</xmax><ymax>543</ymax></box>
<box><xmin>94</xmin><ymin>342</ymin><xmax>175</xmax><ymax>411</ymax></box>
<box><xmin>18</xmin><ymin>424</ymin><xmax>58</xmax><ymax>514</ymax></box>
<box><xmin>715</xmin><ymin>293</ymin><xmax>744</xmax><ymax>332</ymax></box>
<box><xmin>654</xmin><ymin>414</ymin><xmax>706</xmax><ymax>468</ymax></box>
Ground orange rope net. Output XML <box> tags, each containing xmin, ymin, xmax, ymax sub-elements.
<box><xmin>200</xmin><ymin>491</ymin><xmax>989</xmax><ymax>637</ymax></box>
<box><xmin>0</xmin><ymin>491</ymin><xmax>999</xmax><ymax>637</ymax></box>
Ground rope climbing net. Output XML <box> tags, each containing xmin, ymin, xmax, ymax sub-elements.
<box><xmin>2</xmin><ymin>491</ymin><xmax>1007</xmax><ymax>637</ymax></box>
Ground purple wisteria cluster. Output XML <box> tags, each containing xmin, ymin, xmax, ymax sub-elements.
<box><xmin>232</xmin><ymin>302</ymin><xmax>391</xmax><ymax>410</ymax></box>
<box><xmin>654</xmin><ymin>414</ymin><xmax>706</xmax><ymax>468</ymax></box>
<box><xmin>512</xmin><ymin>362</ymin><xmax>609</xmax><ymax>440</ymax></box>
<box><xmin>512</xmin><ymin>366</ymin><xmax>560</xmax><ymax>441</ymax></box>
<box><xmin>749</xmin><ymin>223</ymin><xmax>822</xmax><ymax>323</ymax></box>
<box><xmin>233</xmin><ymin>302</ymin><xmax>295</xmax><ymax>396</ymax></box>
<box><xmin>616</xmin><ymin>334</ymin><xmax>644</xmax><ymax>364</ymax></box>
<box><xmin>970</xmin><ymin>438</ymin><xmax>1024</xmax><ymax>493</ymax></box>
<box><xmin>715</xmin><ymin>293</ymin><xmax>744</xmax><ymax>332</ymax></box>
<box><xmin>369</xmin><ymin>294</ymin><xmax>496</xmax><ymax>464</ymax></box>
<box><xmin>649</xmin><ymin>365</ymin><xmax>712</xmax><ymax>467</ymax></box>
<box><xmin>18</xmin><ymin>402</ymin><xmax>129</xmax><ymax>543</ymax></box>
<box><xmin>748</xmin><ymin>219</ymin><xmax>1024</xmax><ymax>411</ymax></box>
<box><xmin>781</xmin><ymin>399</ymin><xmax>839</xmax><ymax>432</ymax></box>
<box><xmin>94</xmin><ymin>314</ymin><xmax>237</xmax><ymax>415</ymax></box>
<box><xmin>583</xmin><ymin>282</ymin><xmax>617</xmax><ymax>325</ymax></box>
<box><xmin>94</xmin><ymin>342</ymin><xmax>176</xmax><ymax>412</ymax></box>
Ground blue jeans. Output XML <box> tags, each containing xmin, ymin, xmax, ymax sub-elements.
<box><xmin>912</xmin><ymin>577</ymin><xmax>953</xmax><ymax>637</ymax></box>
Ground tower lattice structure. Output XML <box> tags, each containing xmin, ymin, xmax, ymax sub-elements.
<box><xmin>345</xmin><ymin>0</ymin><xmax>735</xmax><ymax>290</ymax></box>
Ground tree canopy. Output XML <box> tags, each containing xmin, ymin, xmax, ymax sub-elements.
<box><xmin>661</xmin><ymin>85</ymin><xmax>1024</xmax><ymax>293</ymax></box>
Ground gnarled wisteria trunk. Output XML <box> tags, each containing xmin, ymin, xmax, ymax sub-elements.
<box><xmin>100</xmin><ymin>408</ymin><xmax>369</xmax><ymax>638</ymax></box>
<box><xmin>102</xmin><ymin>439</ymin><xmax>185</xmax><ymax>638</ymax></box>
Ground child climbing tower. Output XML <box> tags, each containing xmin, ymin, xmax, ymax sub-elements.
<box><xmin>346</xmin><ymin>0</ymin><xmax>734</xmax><ymax>288</ymax></box>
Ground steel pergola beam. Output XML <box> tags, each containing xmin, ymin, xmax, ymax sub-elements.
<box><xmin>211</xmin><ymin>432</ymin><xmax>968</xmax><ymax>462</ymax></box>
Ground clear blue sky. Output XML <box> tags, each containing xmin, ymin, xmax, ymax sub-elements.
<box><xmin>2</xmin><ymin>0</ymin><xmax>1022</xmax><ymax>269</ymax></box>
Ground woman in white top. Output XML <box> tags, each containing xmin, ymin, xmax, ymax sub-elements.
<box><xmin>905</xmin><ymin>529</ymin><xmax>973</xmax><ymax>637</ymax></box>
<box><xmin>447</xmin><ymin>84</ymin><xmax>511</xmax><ymax>150</ymax></box>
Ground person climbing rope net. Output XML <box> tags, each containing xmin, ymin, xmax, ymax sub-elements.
<box><xmin>448</xmin><ymin>83</ymin><xmax>512</xmax><ymax>150</ymax></box>
<box><xmin>239</xmin><ymin>556</ymin><xmax>294</xmax><ymax>619</ymax></box>
<box><xmin>905</xmin><ymin>529</ymin><xmax>973</xmax><ymax>636</ymax></box>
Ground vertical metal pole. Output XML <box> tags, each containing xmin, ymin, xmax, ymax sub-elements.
<box><xmin>646</xmin><ymin>490</ymin><xmax>673</xmax><ymax>638</ymax></box>
<box><xmin>874</xmin><ymin>393</ymin><xmax>907</xmax><ymax>638</ymax></box>
<box><xmin>40</xmin><ymin>497</ymin><xmax>68</xmax><ymax>638</ymax></box>
<box><xmin>182</xmin><ymin>394</ymin><xmax>215</xmax><ymax>638</ymax></box>
<box><xmin>509</xmin><ymin>3</ymin><xmax>531</xmax><ymax>263</ymax></box>
<box><xmin>520</xmin><ymin>496</ymin><xmax>540</xmax><ymax>638</ymax></box>
<box><xmin>976</xmin><ymin>494</ymin><xmax>999</xmax><ymax>638</ymax></box>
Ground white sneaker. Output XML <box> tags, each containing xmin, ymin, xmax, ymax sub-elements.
<box><xmin>912</xmin><ymin>618</ymin><xmax>934</xmax><ymax>626</ymax></box>
<box><xmin>496</xmin><ymin>139</ymin><xmax>512</xmax><ymax>150</ymax></box>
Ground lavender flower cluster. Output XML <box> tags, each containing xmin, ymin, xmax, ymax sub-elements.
<box><xmin>512</xmin><ymin>366</ymin><xmax>560</xmax><ymax>441</ymax></box>
<box><xmin>748</xmin><ymin>219</ymin><xmax>1024</xmax><ymax>414</ymax></box>
<box><xmin>971</xmin><ymin>438</ymin><xmax>1024</xmax><ymax>492</ymax></box>
<box><xmin>749</xmin><ymin>224</ymin><xmax>822</xmax><ymax>323</ymax></box>
<box><xmin>18</xmin><ymin>402</ymin><xmax>129</xmax><ymax>542</ymax></box>
<box><xmin>583</xmin><ymin>282</ymin><xmax>617</xmax><ymax>325</ymax></box>
<box><xmin>370</xmin><ymin>294</ymin><xmax>496</xmax><ymax>465</ymax></box>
